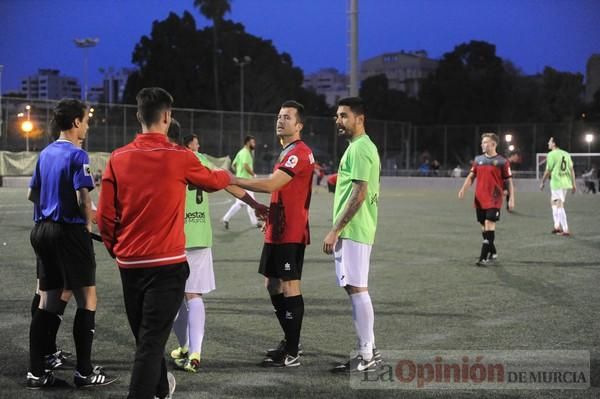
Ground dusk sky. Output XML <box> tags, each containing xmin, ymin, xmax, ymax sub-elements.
<box><xmin>1</xmin><ymin>0</ymin><xmax>599</xmax><ymax>92</ymax></box>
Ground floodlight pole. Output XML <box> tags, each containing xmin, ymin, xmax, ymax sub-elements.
<box><xmin>74</xmin><ymin>38</ymin><xmax>99</xmax><ymax>102</ymax></box>
<box><xmin>233</xmin><ymin>56</ymin><xmax>251</xmax><ymax>145</ymax></box>
<box><xmin>0</xmin><ymin>65</ymin><xmax>3</xmax><ymax>138</ymax></box>
<box><xmin>348</xmin><ymin>0</ymin><xmax>359</xmax><ymax>97</ymax></box>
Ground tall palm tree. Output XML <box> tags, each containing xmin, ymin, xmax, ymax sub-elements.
<box><xmin>194</xmin><ymin>0</ymin><xmax>231</xmax><ymax>110</ymax></box>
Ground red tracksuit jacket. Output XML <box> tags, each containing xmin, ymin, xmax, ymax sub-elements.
<box><xmin>97</xmin><ymin>133</ymin><xmax>230</xmax><ymax>268</ymax></box>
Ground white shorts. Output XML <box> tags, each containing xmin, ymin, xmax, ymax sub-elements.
<box><xmin>184</xmin><ymin>248</ymin><xmax>215</xmax><ymax>294</ymax></box>
<box><xmin>551</xmin><ymin>189</ymin><xmax>568</xmax><ymax>203</ymax></box>
<box><xmin>334</xmin><ymin>238</ymin><xmax>372</xmax><ymax>288</ymax></box>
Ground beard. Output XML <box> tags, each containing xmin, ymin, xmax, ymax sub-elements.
<box><xmin>337</xmin><ymin>124</ymin><xmax>352</xmax><ymax>138</ymax></box>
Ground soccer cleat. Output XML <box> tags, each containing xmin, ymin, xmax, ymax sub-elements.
<box><xmin>45</xmin><ymin>349</ymin><xmax>73</xmax><ymax>370</ymax></box>
<box><xmin>262</xmin><ymin>352</ymin><xmax>301</xmax><ymax>368</ymax></box>
<box><xmin>26</xmin><ymin>371</ymin><xmax>70</xmax><ymax>389</ymax></box>
<box><xmin>223</xmin><ymin>220</ymin><xmax>229</xmax><ymax>230</ymax></box>
<box><xmin>170</xmin><ymin>346</ymin><xmax>188</xmax><ymax>360</ymax></box>
<box><xmin>551</xmin><ymin>228</ymin><xmax>563</xmax><ymax>235</ymax></box>
<box><xmin>331</xmin><ymin>354</ymin><xmax>377</xmax><ymax>373</ymax></box>
<box><xmin>74</xmin><ymin>365</ymin><xmax>118</xmax><ymax>388</ymax></box>
<box><xmin>265</xmin><ymin>340</ymin><xmax>303</xmax><ymax>358</ymax></box>
<box><xmin>559</xmin><ymin>231</ymin><xmax>571</xmax><ymax>237</ymax></box>
<box><xmin>173</xmin><ymin>357</ymin><xmax>187</xmax><ymax>369</ymax></box>
<box><xmin>183</xmin><ymin>353</ymin><xmax>201</xmax><ymax>373</ymax></box>
<box><xmin>476</xmin><ymin>258</ymin><xmax>492</xmax><ymax>267</ymax></box>
<box><xmin>44</xmin><ymin>353</ymin><xmax>63</xmax><ymax>370</ymax></box>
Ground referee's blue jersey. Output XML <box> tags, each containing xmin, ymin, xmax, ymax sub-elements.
<box><xmin>29</xmin><ymin>139</ymin><xmax>95</xmax><ymax>224</ymax></box>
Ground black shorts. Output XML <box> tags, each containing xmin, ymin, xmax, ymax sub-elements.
<box><xmin>258</xmin><ymin>243</ymin><xmax>305</xmax><ymax>281</ymax></box>
<box><xmin>31</xmin><ymin>221</ymin><xmax>96</xmax><ymax>291</ymax></box>
<box><xmin>476</xmin><ymin>208</ymin><xmax>501</xmax><ymax>225</ymax></box>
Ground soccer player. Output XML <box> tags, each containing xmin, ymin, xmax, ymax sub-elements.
<box><xmin>323</xmin><ymin>97</ymin><xmax>382</xmax><ymax>373</ymax></box>
<box><xmin>539</xmin><ymin>137</ymin><xmax>576</xmax><ymax>236</ymax></box>
<box><xmin>97</xmin><ymin>88</ymin><xmax>231</xmax><ymax>398</ymax></box>
<box><xmin>27</xmin><ymin>99</ymin><xmax>117</xmax><ymax>389</ymax></box>
<box><xmin>167</xmin><ymin>125</ymin><xmax>267</xmax><ymax>373</ymax></box>
<box><xmin>458</xmin><ymin>133</ymin><xmax>515</xmax><ymax>266</ymax></box>
<box><xmin>222</xmin><ymin>135</ymin><xmax>260</xmax><ymax>229</ymax></box>
<box><xmin>231</xmin><ymin>100</ymin><xmax>314</xmax><ymax>368</ymax></box>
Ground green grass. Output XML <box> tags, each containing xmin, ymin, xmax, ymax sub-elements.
<box><xmin>0</xmin><ymin>183</ymin><xmax>599</xmax><ymax>398</ymax></box>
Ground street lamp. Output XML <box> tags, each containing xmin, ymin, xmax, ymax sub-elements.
<box><xmin>504</xmin><ymin>134</ymin><xmax>513</xmax><ymax>143</ymax></box>
<box><xmin>508</xmin><ymin>144</ymin><xmax>515</xmax><ymax>152</ymax></box>
<box><xmin>585</xmin><ymin>133</ymin><xmax>594</xmax><ymax>168</ymax></box>
<box><xmin>233</xmin><ymin>56</ymin><xmax>251</xmax><ymax>145</ymax></box>
<box><xmin>21</xmin><ymin>105</ymin><xmax>33</xmax><ymax>152</ymax></box>
<box><xmin>74</xmin><ymin>37</ymin><xmax>99</xmax><ymax>101</ymax></box>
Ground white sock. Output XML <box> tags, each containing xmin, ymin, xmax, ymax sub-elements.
<box><xmin>222</xmin><ymin>200</ymin><xmax>243</xmax><ymax>222</ymax></box>
<box><xmin>551</xmin><ymin>205</ymin><xmax>560</xmax><ymax>229</ymax></box>
<box><xmin>173</xmin><ymin>301</ymin><xmax>189</xmax><ymax>349</ymax></box>
<box><xmin>558</xmin><ymin>207</ymin><xmax>569</xmax><ymax>232</ymax></box>
<box><xmin>187</xmin><ymin>297</ymin><xmax>205</xmax><ymax>355</ymax></box>
<box><xmin>350</xmin><ymin>292</ymin><xmax>374</xmax><ymax>360</ymax></box>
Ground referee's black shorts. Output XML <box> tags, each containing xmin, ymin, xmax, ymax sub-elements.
<box><xmin>259</xmin><ymin>243</ymin><xmax>305</xmax><ymax>281</ymax></box>
<box><xmin>31</xmin><ymin>221</ymin><xmax>96</xmax><ymax>291</ymax></box>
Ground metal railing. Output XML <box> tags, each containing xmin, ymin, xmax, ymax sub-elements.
<box><xmin>1</xmin><ymin>97</ymin><xmax>598</xmax><ymax>174</ymax></box>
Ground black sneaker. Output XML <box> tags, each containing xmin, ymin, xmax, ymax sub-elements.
<box><xmin>45</xmin><ymin>349</ymin><xmax>72</xmax><ymax>370</ymax></box>
<box><xmin>262</xmin><ymin>352</ymin><xmax>301</xmax><ymax>368</ymax></box>
<box><xmin>265</xmin><ymin>340</ymin><xmax>303</xmax><ymax>358</ymax></box>
<box><xmin>26</xmin><ymin>371</ymin><xmax>70</xmax><ymax>389</ymax></box>
<box><xmin>74</xmin><ymin>366</ymin><xmax>118</xmax><ymax>388</ymax></box>
<box><xmin>476</xmin><ymin>258</ymin><xmax>492</xmax><ymax>267</ymax></box>
<box><xmin>331</xmin><ymin>354</ymin><xmax>377</xmax><ymax>373</ymax></box>
<box><xmin>223</xmin><ymin>220</ymin><xmax>229</xmax><ymax>230</ymax></box>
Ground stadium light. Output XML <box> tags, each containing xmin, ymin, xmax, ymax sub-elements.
<box><xmin>233</xmin><ymin>56</ymin><xmax>252</xmax><ymax>145</ymax></box>
<box><xmin>504</xmin><ymin>134</ymin><xmax>513</xmax><ymax>143</ymax></box>
<box><xmin>508</xmin><ymin>144</ymin><xmax>515</xmax><ymax>152</ymax></box>
<box><xmin>585</xmin><ymin>133</ymin><xmax>594</xmax><ymax>168</ymax></box>
<box><xmin>21</xmin><ymin>120</ymin><xmax>33</xmax><ymax>152</ymax></box>
<box><xmin>74</xmin><ymin>37</ymin><xmax>99</xmax><ymax>101</ymax></box>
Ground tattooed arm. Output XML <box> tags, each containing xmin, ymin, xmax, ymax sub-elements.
<box><xmin>322</xmin><ymin>180</ymin><xmax>368</xmax><ymax>254</ymax></box>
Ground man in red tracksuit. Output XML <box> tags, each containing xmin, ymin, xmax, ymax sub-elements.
<box><xmin>97</xmin><ymin>87</ymin><xmax>231</xmax><ymax>399</ymax></box>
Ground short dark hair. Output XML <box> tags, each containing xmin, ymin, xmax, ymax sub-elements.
<box><xmin>183</xmin><ymin>134</ymin><xmax>198</xmax><ymax>148</ymax></box>
<box><xmin>550</xmin><ymin>136</ymin><xmax>561</xmax><ymax>148</ymax></box>
<box><xmin>51</xmin><ymin>98</ymin><xmax>88</xmax><ymax>132</ymax></box>
<box><xmin>167</xmin><ymin>118</ymin><xmax>181</xmax><ymax>143</ymax></box>
<box><xmin>136</xmin><ymin>87</ymin><xmax>174</xmax><ymax>126</ymax></box>
<box><xmin>338</xmin><ymin>97</ymin><xmax>365</xmax><ymax>116</ymax></box>
<box><xmin>244</xmin><ymin>135</ymin><xmax>255</xmax><ymax>144</ymax></box>
<box><xmin>281</xmin><ymin>100</ymin><xmax>305</xmax><ymax>124</ymax></box>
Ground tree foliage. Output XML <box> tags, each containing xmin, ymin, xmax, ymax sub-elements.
<box><xmin>123</xmin><ymin>11</ymin><xmax>329</xmax><ymax>115</ymax></box>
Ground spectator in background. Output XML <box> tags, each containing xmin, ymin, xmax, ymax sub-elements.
<box><xmin>451</xmin><ymin>165</ymin><xmax>463</xmax><ymax>178</ymax></box>
<box><xmin>431</xmin><ymin>160</ymin><xmax>440</xmax><ymax>176</ymax></box>
<box><xmin>418</xmin><ymin>160</ymin><xmax>431</xmax><ymax>176</ymax></box>
<box><xmin>582</xmin><ymin>165</ymin><xmax>597</xmax><ymax>194</ymax></box>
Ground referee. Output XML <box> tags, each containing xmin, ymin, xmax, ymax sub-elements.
<box><xmin>27</xmin><ymin>99</ymin><xmax>116</xmax><ymax>389</ymax></box>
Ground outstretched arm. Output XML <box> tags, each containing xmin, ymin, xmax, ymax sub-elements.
<box><xmin>232</xmin><ymin>169</ymin><xmax>292</xmax><ymax>193</ymax></box>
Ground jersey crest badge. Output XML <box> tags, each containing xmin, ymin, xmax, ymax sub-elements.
<box><xmin>285</xmin><ymin>155</ymin><xmax>298</xmax><ymax>168</ymax></box>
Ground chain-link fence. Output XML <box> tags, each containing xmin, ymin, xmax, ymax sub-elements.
<box><xmin>1</xmin><ymin>97</ymin><xmax>598</xmax><ymax>175</ymax></box>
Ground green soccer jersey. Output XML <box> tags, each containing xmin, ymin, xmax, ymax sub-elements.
<box><xmin>333</xmin><ymin>134</ymin><xmax>381</xmax><ymax>245</ymax></box>
<box><xmin>232</xmin><ymin>147</ymin><xmax>254</xmax><ymax>178</ymax></box>
<box><xmin>184</xmin><ymin>152</ymin><xmax>215</xmax><ymax>248</ymax></box>
<box><xmin>546</xmin><ymin>148</ymin><xmax>574</xmax><ymax>190</ymax></box>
